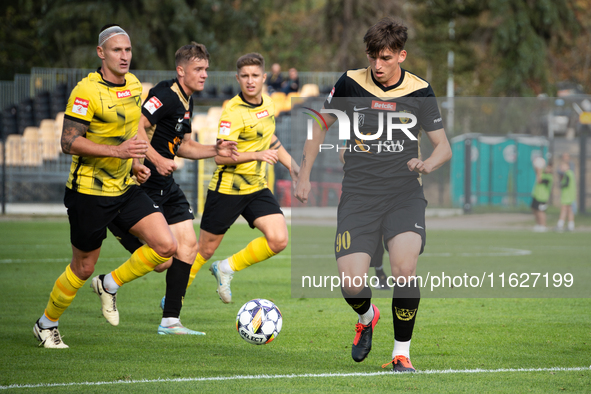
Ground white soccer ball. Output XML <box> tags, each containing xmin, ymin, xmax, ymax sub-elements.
<box><xmin>236</xmin><ymin>299</ymin><xmax>282</xmax><ymax>345</ymax></box>
<box><xmin>533</xmin><ymin>156</ymin><xmax>546</xmax><ymax>169</ymax></box>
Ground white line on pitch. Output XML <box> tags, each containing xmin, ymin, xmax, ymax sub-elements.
<box><xmin>1</xmin><ymin>367</ymin><xmax>588</xmax><ymax>390</ymax></box>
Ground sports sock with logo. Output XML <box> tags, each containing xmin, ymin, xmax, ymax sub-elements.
<box><xmin>392</xmin><ymin>279</ymin><xmax>420</xmax><ymax>341</ymax></box>
<box><xmin>341</xmin><ymin>286</ymin><xmax>372</xmax><ymax>319</ymax></box>
<box><xmin>111</xmin><ymin>244</ymin><xmax>169</xmax><ymax>286</ymax></box>
<box><xmin>163</xmin><ymin>258</ymin><xmax>191</xmax><ymax>318</ymax></box>
<box><xmin>44</xmin><ymin>264</ymin><xmax>86</xmax><ymax>323</ymax></box>
<box><xmin>228</xmin><ymin>236</ymin><xmax>277</xmax><ymax>272</ymax></box>
<box><xmin>187</xmin><ymin>253</ymin><xmax>207</xmax><ymax>289</ymax></box>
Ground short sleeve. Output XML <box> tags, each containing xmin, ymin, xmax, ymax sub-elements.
<box><xmin>64</xmin><ymin>82</ymin><xmax>95</xmax><ymax>125</ymax></box>
<box><xmin>216</xmin><ymin>107</ymin><xmax>243</xmax><ymax>142</ymax></box>
<box><xmin>418</xmin><ymin>85</ymin><xmax>443</xmax><ymax>132</ymax></box>
<box><xmin>323</xmin><ymin>72</ymin><xmax>348</xmax><ymax>111</ymax></box>
<box><xmin>142</xmin><ymin>88</ymin><xmax>171</xmax><ymax>125</ymax></box>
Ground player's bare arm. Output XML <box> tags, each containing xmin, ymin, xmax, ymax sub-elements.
<box><xmin>132</xmin><ymin>158</ymin><xmax>151</xmax><ymax>184</ymax></box>
<box><xmin>406</xmin><ymin>128</ymin><xmax>452</xmax><ymax>174</ymax></box>
<box><xmin>177</xmin><ymin>136</ymin><xmax>238</xmax><ymax>161</ymax></box>
<box><xmin>136</xmin><ymin>114</ymin><xmax>177</xmax><ymax>176</ymax></box>
<box><xmin>214</xmin><ymin>148</ymin><xmax>278</xmax><ymax>165</ymax></box>
<box><xmin>270</xmin><ymin>135</ymin><xmax>299</xmax><ymax>179</ymax></box>
<box><xmin>294</xmin><ymin>112</ymin><xmax>336</xmax><ymax>203</ymax></box>
<box><xmin>61</xmin><ymin>118</ymin><xmax>148</xmax><ymax>159</ymax></box>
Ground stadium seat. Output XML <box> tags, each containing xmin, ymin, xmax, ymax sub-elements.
<box><xmin>299</xmin><ymin>84</ymin><xmax>320</xmax><ymax>97</ymax></box>
<box><xmin>22</xmin><ymin>127</ymin><xmax>43</xmax><ymax>166</ymax></box>
<box><xmin>54</xmin><ymin>112</ymin><xmax>64</xmax><ymax>140</ymax></box>
<box><xmin>281</xmin><ymin>92</ymin><xmax>304</xmax><ymax>112</ymax></box>
<box><xmin>206</xmin><ymin>107</ymin><xmax>223</xmax><ymax>129</ymax></box>
<box><xmin>270</xmin><ymin>92</ymin><xmax>287</xmax><ymax>116</ymax></box>
<box><xmin>6</xmin><ymin>134</ymin><xmax>24</xmax><ymax>165</ymax></box>
<box><xmin>141</xmin><ymin>82</ymin><xmax>154</xmax><ymax>104</ymax></box>
<box><xmin>39</xmin><ymin>121</ymin><xmax>59</xmax><ymax>160</ymax></box>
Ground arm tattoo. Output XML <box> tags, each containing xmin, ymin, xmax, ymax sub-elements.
<box><xmin>302</xmin><ymin>152</ymin><xmax>307</xmax><ymax>167</ymax></box>
<box><xmin>61</xmin><ymin>119</ymin><xmax>88</xmax><ymax>154</ymax></box>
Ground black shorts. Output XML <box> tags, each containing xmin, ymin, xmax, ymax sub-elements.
<box><xmin>531</xmin><ymin>197</ymin><xmax>549</xmax><ymax>212</ymax></box>
<box><xmin>335</xmin><ymin>186</ymin><xmax>427</xmax><ymax>260</ymax></box>
<box><xmin>143</xmin><ymin>182</ymin><xmax>195</xmax><ymax>226</ymax></box>
<box><xmin>200</xmin><ymin>188</ymin><xmax>283</xmax><ymax>235</ymax></box>
<box><xmin>64</xmin><ymin>185</ymin><xmax>160</xmax><ymax>252</ymax></box>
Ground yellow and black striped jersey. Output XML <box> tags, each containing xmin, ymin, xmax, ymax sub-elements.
<box><xmin>63</xmin><ymin>69</ymin><xmax>142</xmax><ymax>196</ymax></box>
<box><xmin>208</xmin><ymin>93</ymin><xmax>275</xmax><ymax>195</ymax></box>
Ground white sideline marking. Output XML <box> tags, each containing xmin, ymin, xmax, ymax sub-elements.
<box><xmin>1</xmin><ymin>367</ymin><xmax>589</xmax><ymax>390</ymax></box>
<box><xmin>0</xmin><ymin>248</ymin><xmax>531</xmax><ymax>264</ymax></box>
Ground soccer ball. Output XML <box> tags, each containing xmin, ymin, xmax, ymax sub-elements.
<box><xmin>236</xmin><ymin>299</ymin><xmax>282</xmax><ymax>345</ymax></box>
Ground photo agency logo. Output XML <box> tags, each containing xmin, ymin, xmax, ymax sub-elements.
<box><xmin>302</xmin><ymin>104</ymin><xmax>419</xmax><ymax>154</ymax></box>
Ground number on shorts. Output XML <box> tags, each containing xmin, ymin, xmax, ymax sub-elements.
<box><xmin>336</xmin><ymin>231</ymin><xmax>351</xmax><ymax>253</ymax></box>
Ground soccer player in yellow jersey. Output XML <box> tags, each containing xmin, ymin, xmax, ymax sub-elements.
<box><xmin>33</xmin><ymin>24</ymin><xmax>177</xmax><ymax>348</ymax></box>
<box><xmin>192</xmin><ymin>53</ymin><xmax>298</xmax><ymax>304</ymax></box>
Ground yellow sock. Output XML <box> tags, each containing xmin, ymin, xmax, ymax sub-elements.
<box><xmin>111</xmin><ymin>244</ymin><xmax>169</xmax><ymax>285</ymax></box>
<box><xmin>187</xmin><ymin>253</ymin><xmax>208</xmax><ymax>289</ymax></box>
<box><xmin>229</xmin><ymin>237</ymin><xmax>277</xmax><ymax>272</ymax></box>
<box><xmin>44</xmin><ymin>264</ymin><xmax>86</xmax><ymax>322</ymax></box>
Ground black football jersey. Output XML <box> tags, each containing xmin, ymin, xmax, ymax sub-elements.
<box><xmin>141</xmin><ymin>78</ymin><xmax>193</xmax><ymax>190</ymax></box>
<box><xmin>324</xmin><ymin>67</ymin><xmax>442</xmax><ymax>194</ymax></box>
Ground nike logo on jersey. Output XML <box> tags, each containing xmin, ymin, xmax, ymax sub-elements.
<box><xmin>178</xmin><ymin>118</ymin><xmax>184</xmax><ymax>123</ymax></box>
<box><xmin>353</xmin><ymin>106</ymin><xmax>368</xmax><ymax>111</ymax></box>
<box><xmin>188</xmin><ymin>208</ymin><xmax>193</xmax><ymax>214</ymax></box>
<box><xmin>108</xmin><ymin>104</ymin><xmax>117</xmax><ymax>109</ymax></box>
<box><xmin>414</xmin><ymin>223</ymin><xmax>424</xmax><ymax>229</ymax></box>
<box><xmin>153</xmin><ymin>204</ymin><xmax>159</xmax><ymax>209</ymax></box>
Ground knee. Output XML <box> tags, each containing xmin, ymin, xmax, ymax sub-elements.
<box><xmin>341</xmin><ymin>285</ymin><xmax>363</xmax><ymax>297</ymax></box>
<box><xmin>154</xmin><ymin>237</ymin><xmax>177</xmax><ymax>259</ymax></box>
<box><xmin>268</xmin><ymin>233</ymin><xmax>288</xmax><ymax>254</ymax></box>
<box><xmin>198</xmin><ymin>242</ymin><xmax>216</xmax><ymax>261</ymax></box>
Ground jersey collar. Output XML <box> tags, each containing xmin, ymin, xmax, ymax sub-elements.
<box><xmin>97</xmin><ymin>67</ymin><xmax>127</xmax><ymax>88</ymax></box>
<box><xmin>173</xmin><ymin>78</ymin><xmax>190</xmax><ymax>101</ymax></box>
<box><xmin>369</xmin><ymin>67</ymin><xmax>406</xmax><ymax>92</ymax></box>
<box><xmin>239</xmin><ymin>92</ymin><xmax>264</xmax><ymax>108</ymax></box>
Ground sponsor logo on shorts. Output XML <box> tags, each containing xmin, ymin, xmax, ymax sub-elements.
<box><xmin>144</xmin><ymin>96</ymin><xmax>163</xmax><ymax>114</ymax></box>
<box><xmin>371</xmin><ymin>100</ymin><xmax>396</xmax><ymax>111</ymax></box>
<box><xmin>414</xmin><ymin>223</ymin><xmax>424</xmax><ymax>229</ymax></box>
<box><xmin>219</xmin><ymin>121</ymin><xmax>231</xmax><ymax>136</ymax></box>
<box><xmin>72</xmin><ymin>97</ymin><xmax>89</xmax><ymax>116</ymax></box>
<box><xmin>256</xmin><ymin>110</ymin><xmax>269</xmax><ymax>119</ymax></box>
<box><xmin>117</xmin><ymin>90</ymin><xmax>131</xmax><ymax>99</ymax></box>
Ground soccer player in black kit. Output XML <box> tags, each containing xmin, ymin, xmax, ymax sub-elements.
<box><xmin>100</xmin><ymin>42</ymin><xmax>237</xmax><ymax>335</ymax></box>
<box><xmin>295</xmin><ymin>18</ymin><xmax>452</xmax><ymax>372</ymax></box>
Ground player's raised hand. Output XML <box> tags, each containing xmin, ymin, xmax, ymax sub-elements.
<box><xmin>216</xmin><ymin>139</ymin><xmax>239</xmax><ymax>161</ymax></box>
<box><xmin>407</xmin><ymin>158</ymin><xmax>433</xmax><ymax>174</ymax></box>
<box><xmin>133</xmin><ymin>162</ymin><xmax>151</xmax><ymax>184</ymax></box>
<box><xmin>118</xmin><ymin>136</ymin><xmax>149</xmax><ymax>159</ymax></box>
<box><xmin>256</xmin><ymin>149</ymin><xmax>279</xmax><ymax>164</ymax></box>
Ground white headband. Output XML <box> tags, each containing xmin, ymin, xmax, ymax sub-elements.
<box><xmin>98</xmin><ymin>26</ymin><xmax>130</xmax><ymax>47</ymax></box>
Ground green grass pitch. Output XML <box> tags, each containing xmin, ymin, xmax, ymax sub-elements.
<box><xmin>0</xmin><ymin>219</ymin><xmax>590</xmax><ymax>393</ymax></box>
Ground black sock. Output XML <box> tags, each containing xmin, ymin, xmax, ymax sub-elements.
<box><xmin>163</xmin><ymin>258</ymin><xmax>191</xmax><ymax>319</ymax></box>
<box><xmin>392</xmin><ymin>280</ymin><xmax>420</xmax><ymax>341</ymax></box>
<box><xmin>341</xmin><ymin>286</ymin><xmax>373</xmax><ymax>315</ymax></box>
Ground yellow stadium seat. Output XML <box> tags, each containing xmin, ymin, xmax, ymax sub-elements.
<box><xmin>281</xmin><ymin>92</ymin><xmax>305</xmax><ymax>112</ymax></box>
<box><xmin>299</xmin><ymin>84</ymin><xmax>320</xmax><ymax>97</ymax></box>
<box><xmin>6</xmin><ymin>134</ymin><xmax>24</xmax><ymax>165</ymax></box>
<box><xmin>54</xmin><ymin>112</ymin><xmax>65</xmax><ymax>139</ymax></box>
<box><xmin>206</xmin><ymin>107</ymin><xmax>223</xmax><ymax>129</ymax></box>
<box><xmin>22</xmin><ymin>127</ymin><xmax>43</xmax><ymax>166</ymax></box>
